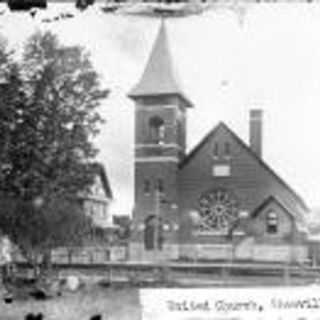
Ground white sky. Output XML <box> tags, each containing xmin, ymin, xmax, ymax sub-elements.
<box><xmin>1</xmin><ymin>3</ymin><xmax>320</xmax><ymax>216</ymax></box>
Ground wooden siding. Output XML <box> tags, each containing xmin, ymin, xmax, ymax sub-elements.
<box><xmin>178</xmin><ymin>124</ymin><xmax>308</xmax><ymax>244</ymax></box>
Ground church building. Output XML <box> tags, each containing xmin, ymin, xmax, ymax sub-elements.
<box><xmin>128</xmin><ymin>21</ymin><xmax>309</xmax><ymax>263</ymax></box>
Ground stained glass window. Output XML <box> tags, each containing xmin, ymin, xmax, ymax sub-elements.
<box><xmin>198</xmin><ymin>189</ymin><xmax>239</xmax><ymax>233</ymax></box>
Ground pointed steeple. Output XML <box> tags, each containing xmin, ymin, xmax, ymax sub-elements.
<box><xmin>128</xmin><ymin>20</ymin><xmax>193</xmax><ymax>108</ymax></box>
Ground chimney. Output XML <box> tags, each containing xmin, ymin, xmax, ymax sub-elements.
<box><xmin>249</xmin><ymin>109</ymin><xmax>263</xmax><ymax>157</ymax></box>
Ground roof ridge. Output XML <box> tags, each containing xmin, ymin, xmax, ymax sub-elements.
<box><xmin>251</xmin><ymin>195</ymin><xmax>288</xmax><ymax>217</ymax></box>
<box><xmin>178</xmin><ymin>122</ymin><xmax>225</xmax><ymax>169</ymax></box>
<box><xmin>92</xmin><ymin>161</ymin><xmax>113</xmax><ymax>199</ymax></box>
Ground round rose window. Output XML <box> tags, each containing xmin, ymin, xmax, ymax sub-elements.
<box><xmin>198</xmin><ymin>189</ymin><xmax>239</xmax><ymax>232</ymax></box>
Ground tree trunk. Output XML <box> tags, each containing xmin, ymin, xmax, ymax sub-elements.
<box><xmin>1</xmin><ymin>265</ymin><xmax>6</xmax><ymax>288</ymax></box>
<box><xmin>30</xmin><ymin>252</ymin><xmax>41</xmax><ymax>281</ymax></box>
<box><xmin>38</xmin><ymin>249</ymin><xmax>52</xmax><ymax>279</ymax></box>
<box><xmin>43</xmin><ymin>250</ymin><xmax>52</xmax><ymax>271</ymax></box>
<box><xmin>33</xmin><ymin>261</ymin><xmax>40</xmax><ymax>280</ymax></box>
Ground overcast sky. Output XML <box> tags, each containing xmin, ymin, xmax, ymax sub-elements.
<box><xmin>1</xmin><ymin>3</ymin><xmax>320</xmax><ymax>217</ymax></box>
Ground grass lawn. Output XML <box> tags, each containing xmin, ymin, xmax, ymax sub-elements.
<box><xmin>1</xmin><ymin>286</ymin><xmax>141</xmax><ymax>320</ymax></box>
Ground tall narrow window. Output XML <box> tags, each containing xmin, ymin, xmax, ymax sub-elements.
<box><xmin>213</xmin><ymin>142</ymin><xmax>219</xmax><ymax>157</ymax></box>
<box><xmin>266</xmin><ymin>211</ymin><xmax>278</xmax><ymax>234</ymax></box>
<box><xmin>149</xmin><ymin>116</ymin><xmax>165</xmax><ymax>144</ymax></box>
<box><xmin>156</xmin><ymin>179</ymin><xmax>164</xmax><ymax>194</ymax></box>
<box><xmin>144</xmin><ymin>179</ymin><xmax>150</xmax><ymax>195</ymax></box>
<box><xmin>144</xmin><ymin>216</ymin><xmax>163</xmax><ymax>251</ymax></box>
<box><xmin>224</xmin><ymin>142</ymin><xmax>231</xmax><ymax>156</ymax></box>
<box><xmin>144</xmin><ymin>216</ymin><xmax>155</xmax><ymax>250</ymax></box>
<box><xmin>159</xmin><ymin>124</ymin><xmax>165</xmax><ymax>142</ymax></box>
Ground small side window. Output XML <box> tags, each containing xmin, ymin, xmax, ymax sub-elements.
<box><xmin>144</xmin><ymin>180</ymin><xmax>151</xmax><ymax>195</ymax></box>
<box><xmin>156</xmin><ymin>179</ymin><xmax>164</xmax><ymax>194</ymax></box>
<box><xmin>266</xmin><ymin>211</ymin><xmax>278</xmax><ymax>234</ymax></box>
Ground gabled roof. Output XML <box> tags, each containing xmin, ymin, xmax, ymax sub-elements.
<box><xmin>179</xmin><ymin>122</ymin><xmax>308</xmax><ymax>212</ymax></box>
<box><xmin>92</xmin><ymin>162</ymin><xmax>113</xmax><ymax>199</ymax></box>
<box><xmin>251</xmin><ymin>195</ymin><xmax>308</xmax><ymax>233</ymax></box>
<box><xmin>251</xmin><ymin>195</ymin><xmax>294</xmax><ymax>219</ymax></box>
<box><xmin>128</xmin><ymin>20</ymin><xmax>193</xmax><ymax>108</ymax></box>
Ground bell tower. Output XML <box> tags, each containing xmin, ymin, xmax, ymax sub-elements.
<box><xmin>128</xmin><ymin>20</ymin><xmax>193</xmax><ymax>261</ymax></box>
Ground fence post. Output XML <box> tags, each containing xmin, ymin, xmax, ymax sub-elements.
<box><xmin>283</xmin><ymin>264</ymin><xmax>290</xmax><ymax>286</ymax></box>
<box><xmin>221</xmin><ymin>265</ymin><xmax>229</xmax><ymax>284</ymax></box>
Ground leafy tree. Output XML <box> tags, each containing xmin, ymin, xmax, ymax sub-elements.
<box><xmin>0</xmin><ymin>40</ymin><xmax>23</xmax><ymax>190</ymax></box>
<box><xmin>0</xmin><ymin>195</ymin><xmax>93</xmax><ymax>277</ymax></box>
<box><xmin>0</xmin><ymin>31</ymin><xmax>109</xmax><ymax>277</ymax></box>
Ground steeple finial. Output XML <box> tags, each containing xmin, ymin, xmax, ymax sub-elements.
<box><xmin>128</xmin><ymin>20</ymin><xmax>193</xmax><ymax>107</ymax></box>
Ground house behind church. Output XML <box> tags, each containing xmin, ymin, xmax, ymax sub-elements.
<box><xmin>50</xmin><ymin>162</ymin><xmax>115</xmax><ymax>264</ymax></box>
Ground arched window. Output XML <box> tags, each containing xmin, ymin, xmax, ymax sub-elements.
<box><xmin>143</xmin><ymin>179</ymin><xmax>151</xmax><ymax>195</ymax></box>
<box><xmin>266</xmin><ymin>211</ymin><xmax>278</xmax><ymax>234</ymax></box>
<box><xmin>149</xmin><ymin>116</ymin><xmax>165</xmax><ymax>144</ymax></box>
<box><xmin>156</xmin><ymin>178</ymin><xmax>164</xmax><ymax>194</ymax></box>
<box><xmin>144</xmin><ymin>216</ymin><xmax>155</xmax><ymax>250</ymax></box>
<box><xmin>224</xmin><ymin>142</ymin><xmax>231</xmax><ymax>156</ymax></box>
<box><xmin>144</xmin><ymin>216</ymin><xmax>163</xmax><ymax>251</ymax></box>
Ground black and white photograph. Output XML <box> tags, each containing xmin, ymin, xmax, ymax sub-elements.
<box><xmin>1</xmin><ymin>1</ymin><xmax>320</xmax><ymax>319</ymax></box>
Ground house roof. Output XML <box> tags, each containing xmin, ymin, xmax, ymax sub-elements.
<box><xmin>179</xmin><ymin>122</ymin><xmax>309</xmax><ymax>212</ymax></box>
<box><xmin>92</xmin><ymin>162</ymin><xmax>113</xmax><ymax>199</ymax></box>
<box><xmin>128</xmin><ymin>20</ymin><xmax>193</xmax><ymax>108</ymax></box>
